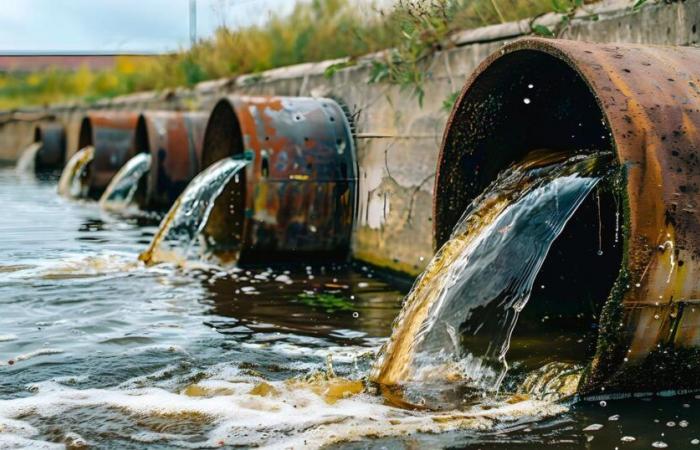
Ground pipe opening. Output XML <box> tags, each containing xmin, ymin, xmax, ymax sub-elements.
<box><xmin>134</xmin><ymin>115</ymin><xmax>150</xmax><ymax>154</ymax></box>
<box><xmin>436</xmin><ymin>49</ymin><xmax>625</xmax><ymax>382</ymax></box>
<box><xmin>78</xmin><ymin>117</ymin><xmax>93</xmax><ymax>149</ymax></box>
<box><xmin>201</xmin><ymin>99</ymin><xmax>246</xmax><ymax>259</ymax></box>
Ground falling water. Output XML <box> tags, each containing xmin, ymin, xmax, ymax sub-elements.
<box><xmin>15</xmin><ymin>142</ymin><xmax>42</xmax><ymax>174</ymax></box>
<box><xmin>57</xmin><ymin>146</ymin><xmax>94</xmax><ymax>198</ymax></box>
<box><xmin>99</xmin><ymin>152</ymin><xmax>151</xmax><ymax>211</ymax></box>
<box><xmin>139</xmin><ymin>157</ymin><xmax>248</xmax><ymax>265</ymax></box>
<box><xmin>370</xmin><ymin>151</ymin><xmax>612</xmax><ymax>410</ymax></box>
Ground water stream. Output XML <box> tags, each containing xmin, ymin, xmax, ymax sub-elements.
<box><xmin>15</xmin><ymin>142</ymin><xmax>42</xmax><ymax>174</ymax></box>
<box><xmin>57</xmin><ymin>146</ymin><xmax>94</xmax><ymax>199</ymax></box>
<box><xmin>139</xmin><ymin>157</ymin><xmax>248</xmax><ymax>266</ymax></box>
<box><xmin>371</xmin><ymin>152</ymin><xmax>611</xmax><ymax>410</ymax></box>
<box><xmin>99</xmin><ymin>152</ymin><xmax>151</xmax><ymax>212</ymax></box>
<box><xmin>2</xmin><ymin>151</ymin><xmax>699</xmax><ymax>448</ymax></box>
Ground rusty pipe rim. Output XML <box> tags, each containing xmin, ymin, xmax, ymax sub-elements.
<box><xmin>435</xmin><ymin>38</ymin><xmax>700</xmax><ymax>395</ymax></box>
<box><xmin>200</xmin><ymin>95</ymin><xmax>358</xmax><ymax>264</ymax></box>
<box><xmin>78</xmin><ymin>111</ymin><xmax>140</xmax><ymax>199</ymax></box>
<box><xmin>136</xmin><ymin>110</ymin><xmax>209</xmax><ymax>210</ymax></box>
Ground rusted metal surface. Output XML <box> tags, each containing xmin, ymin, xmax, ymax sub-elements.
<box><xmin>436</xmin><ymin>38</ymin><xmax>700</xmax><ymax>394</ymax></box>
<box><xmin>33</xmin><ymin>122</ymin><xmax>66</xmax><ymax>172</ymax></box>
<box><xmin>136</xmin><ymin>111</ymin><xmax>209</xmax><ymax>210</ymax></box>
<box><xmin>201</xmin><ymin>96</ymin><xmax>357</xmax><ymax>263</ymax></box>
<box><xmin>78</xmin><ymin>111</ymin><xmax>139</xmax><ymax>198</ymax></box>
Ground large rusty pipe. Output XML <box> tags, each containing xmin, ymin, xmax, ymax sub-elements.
<box><xmin>436</xmin><ymin>38</ymin><xmax>700</xmax><ymax>395</ymax></box>
<box><xmin>201</xmin><ymin>96</ymin><xmax>357</xmax><ymax>264</ymax></box>
<box><xmin>135</xmin><ymin>111</ymin><xmax>209</xmax><ymax>210</ymax></box>
<box><xmin>78</xmin><ymin>111</ymin><xmax>139</xmax><ymax>198</ymax></box>
<box><xmin>33</xmin><ymin>122</ymin><xmax>66</xmax><ymax>173</ymax></box>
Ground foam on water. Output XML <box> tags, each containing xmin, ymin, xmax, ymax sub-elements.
<box><xmin>99</xmin><ymin>152</ymin><xmax>151</xmax><ymax>212</ymax></box>
<box><xmin>0</xmin><ymin>360</ymin><xmax>567</xmax><ymax>449</ymax></box>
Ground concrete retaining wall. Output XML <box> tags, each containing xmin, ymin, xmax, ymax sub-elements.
<box><xmin>2</xmin><ymin>0</ymin><xmax>699</xmax><ymax>276</ymax></box>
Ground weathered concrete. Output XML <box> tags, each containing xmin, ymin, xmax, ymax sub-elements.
<box><xmin>1</xmin><ymin>0</ymin><xmax>699</xmax><ymax>276</ymax></box>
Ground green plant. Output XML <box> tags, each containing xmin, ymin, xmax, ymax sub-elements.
<box><xmin>0</xmin><ymin>0</ymin><xmax>599</xmax><ymax>109</ymax></box>
<box><xmin>442</xmin><ymin>90</ymin><xmax>461</xmax><ymax>112</ymax></box>
<box><xmin>297</xmin><ymin>292</ymin><xmax>355</xmax><ymax>313</ymax></box>
<box><xmin>529</xmin><ymin>0</ymin><xmax>600</xmax><ymax>38</ymax></box>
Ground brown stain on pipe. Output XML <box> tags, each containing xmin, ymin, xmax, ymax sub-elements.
<box><xmin>434</xmin><ymin>38</ymin><xmax>700</xmax><ymax>394</ymax></box>
<box><xmin>200</xmin><ymin>95</ymin><xmax>357</xmax><ymax>264</ymax></box>
<box><xmin>136</xmin><ymin>110</ymin><xmax>209</xmax><ymax>210</ymax></box>
<box><xmin>78</xmin><ymin>111</ymin><xmax>139</xmax><ymax>198</ymax></box>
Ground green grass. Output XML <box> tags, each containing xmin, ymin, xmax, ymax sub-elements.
<box><xmin>0</xmin><ymin>0</ymin><xmax>586</xmax><ymax>109</ymax></box>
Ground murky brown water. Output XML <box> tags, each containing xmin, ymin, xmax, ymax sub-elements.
<box><xmin>1</xmin><ymin>165</ymin><xmax>699</xmax><ymax>449</ymax></box>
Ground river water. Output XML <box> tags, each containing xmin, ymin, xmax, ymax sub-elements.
<box><xmin>1</xmin><ymin>165</ymin><xmax>699</xmax><ymax>449</ymax></box>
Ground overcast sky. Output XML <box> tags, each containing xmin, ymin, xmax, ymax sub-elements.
<box><xmin>0</xmin><ymin>0</ymin><xmax>302</xmax><ymax>54</ymax></box>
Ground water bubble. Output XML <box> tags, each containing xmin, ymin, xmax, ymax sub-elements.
<box><xmin>527</xmin><ymin>83</ymin><xmax>534</xmax><ymax>89</ymax></box>
<box><xmin>654</xmin><ymin>314</ymin><xmax>660</xmax><ymax>320</ymax></box>
<box><xmin>523</xmin><ymin>98</ymin><xmax>531</xmax><ymax>105</ymax></box>
<box><xmin>621</xmin><ymin>436</ymin><xmax>636</xmax><ymax>442</ymax></box>
<box><xmin>597</xmin><ymin>250</ymin><xmax>604</xmax><ymax>256</ymax></box>
<box><xmin>352</xmin><ymin>312</ymin><xmax>359</xmax><ymax>318</ymax></box>
<box><xmin>666</xmin><ymin>421</ymin><xmax>676</xmax><ymax>427</ymax></box>
<box><xmin>652</xmin><ymin>442</ymin><xmax>668</xmax><ymax>448</ymax></box>
<box><xmin>691</xmin><ymin>438</ymin><xmax>700</xmax><ymax>445</ymax></box>
<box><xmin>600</xmin><ymin>400</ymin><xmax>607</xmax><ymax>407</ymax></box>
<box><xmin>608</xmin><ymin>414</ymin><xmax>620</xmax><ymax>421</ymax></box>
<box><xmin>583</xmin><ymin>424</ymin><xmax>604</xmax><ymax>431</ymax></box>
<box><xmin>680</xmin><ymin>420</ymin><xmax>689</xmax><ymax>427</ymax></box>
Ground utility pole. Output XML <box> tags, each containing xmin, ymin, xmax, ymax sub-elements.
<box><xmin>189</xmin><ymin>0</ymin><xmax>197</xmax><ymax>47</ymax></box>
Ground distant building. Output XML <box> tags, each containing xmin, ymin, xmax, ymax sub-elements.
<box><xmin>0</xmin><ymin>53</ymin><xmax>158</xmax><ymax>72</ymax></box>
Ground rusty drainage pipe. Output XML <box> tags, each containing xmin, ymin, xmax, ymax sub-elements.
<box><xmin>77</xmin><ymin>111</ymin><xmax>140</xmax><ymax>199</ymax></box>
<box><xmin>33</xmin><ymin>122</ymin><xmax>66</xmax><ymax>173</ymax></box>
<box><xmin>135</xmin><ymin>111</ymin><xmax>209</xmax><ymax>210</ymax></box>
<box><xmin>200</xmin><ymin>96</ymin><xmax>357</xmax><ymax>264</ymax></box>
<box><xmin>436</xmin><ymin>38</ymin><xmax>700</xmax><ymax>395</ymax></box>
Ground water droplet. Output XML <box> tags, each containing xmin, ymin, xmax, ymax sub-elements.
<box><xmin>652</xmin><ymin>441</ymin><xmax>668</xmax><ymax>448</ymax></box>
<box><xmin>523</xmin><ymin>98</ymin><xmax>531</xmax><ymax>104</ymax></box>
<box><xmin>680</xmin><ymin>420</ymin><xmax>689</xmax><ymax>428</ymax></box>
<box><xmin>600</xmin><ymin>400</ymin><xmax>607</xmax><ymax>407</ymax></box>
<box><xmin>621</xmin><ymin>436</ymin><xmax>636</xmax><ymax>442</ymax></box>
<box><xmin>597</xmin><ymin>250</ymin><xmax>604</xmax><ymax>256</ymax></box>
<box><xmin>608</xmin><ymin>414</ymin><xmax>620</xmax><ymax>421</ymax></box>
<box><xmin>527</xmin><ymin>83</ymin><xmax>534</xmax><ymax>89</ymax></box>
<box><xmin>352</xmin><ymin>312</ymin><xmax>359</xmax><ymax>318</ymax></box>
<box><xmin>691</xmin><ymin>438</ymin><xmax>700</xmax><ymax>445</ymax></box>
<box><xmin>654</xmin><ymin>314</ymin><xmax>660</xmax><ymax>320</ymax></box>
<box><xmin>666</xmin><ymin>421</ymin><xmax>676</xmax><ymax>427</ymax></box>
